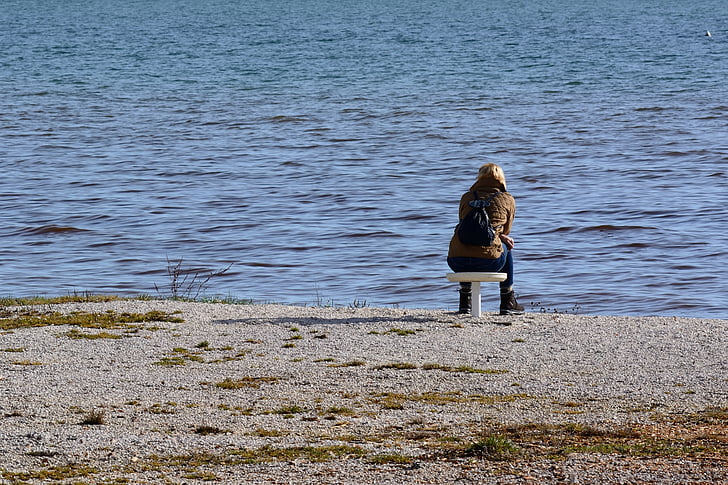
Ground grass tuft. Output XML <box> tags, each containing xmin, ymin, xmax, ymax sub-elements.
<box><xmin>464</xmin><ymin>435</ymin><xmax>520</xmax><ymax>460</ymax></box>
<box><xmin>385</xmin><ymin>328</ymin><xmax>416</xmax><ymax>336</ymax></box>
<box><xmin>328</xmin><ymin>360</ymin><xmax>366</xmax><ymax>368</ymax></box>
<box><xmin>194</xmin><ymin>425</ymin><xmax>226</xmax><ymax>435</ymax></box>
<box><xmin>79</xmin><ymin>409</ymin><xmax>105</xmax><ymax>425</ymax></box>
<box><xmin>215</xmin><ymin>377</ymin><xmax>279</xmax><ymax>389</ymax></box>
<box><xmin>376</xmin><ymin>362</ymin><xmax>418</xmax><ymax>370</ymax></box>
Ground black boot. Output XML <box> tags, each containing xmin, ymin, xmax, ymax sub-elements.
<box><xmin>500</xmin><ymin>289</ymin><xmax>524</xmax><ymax>315</ymax></box>
<box><xmin>458</xmin><ymin>283</ymin><xmax>472</xmax><ymax>314</ymax></box>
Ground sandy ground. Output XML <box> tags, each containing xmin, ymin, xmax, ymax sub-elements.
<box><xmin>0</xmin><ymin>300</ymin><xmax>726</xmax><ymax>484</ymax></box>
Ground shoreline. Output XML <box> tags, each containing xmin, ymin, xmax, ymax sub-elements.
<box><xmin>1</xmin><ymin>300</ymin><xmax>726</xmax><ymax>483</ymax></box>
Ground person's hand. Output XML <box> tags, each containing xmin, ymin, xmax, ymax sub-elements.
<box><xmin>500</xmin><ymin>234</ymin><xmax>515</xmax><ymax>250</ymax></box>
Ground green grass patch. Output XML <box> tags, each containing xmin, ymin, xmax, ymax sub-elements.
<box><xmin>230</xmin><ymin>444</ymin><xmax>366</xmax><ymax>463</ymax></box>
<box><xmin>0</xmin><ymin>310</ymin><xmax>183</xmax><ymax>332</ymax></box>
<box><xmin>464</xmin><ymin>435</ymin><xmax>520</xmax><ymax>461</ymax></box>
<box><xmin>422</xmin><ymin>363</ymin><xmax>508</xmax><ymax>374</ymax></box>
<box><xmin>0</xmin><ymin>294</ymin><xmax>121</xmax><ymax>306</ymax></box>
<box><xmin>328</xmin><ymin>360</ymin><xmax>366</xmax><ymax>368</ymax></box>
<box><xmin>64</xmin><ymin>329</ymin><xmax>122</xmax><ymax>340</ymax></box>
<box><xmin>385</xmin><ymin>328</ymin><xmax>416</xmax><ymax>336</ymax></box>
<box><xmin>559</xmin><ymin>439</ymin><xmax>715</xmax><ymax>458</ymax></box>
<box><xmin>320</xmin><ymin>406</ymin><xmax>357</xmax><ymax>417</ymax></box>
<box><xmin>153</xmin><ymin>347</ymin><xmax>207</xmax><ymax>366</ymax></box>
<box><xmin>0</xmin><ymin>463</ymin><xmax>99</xmax><ymax>482</ymax></box>
<box><xmin>272</xmin><ymin>405</ymin><xmax>307</xmax><ymax>415</ymax></box>
<box><xmin>655</xmin><ymin>407</ymin><xmax>728</xmax><ymax>425</ymax></box>
<box><xmin>215</xmin><ymin>376</ymin><xmax>279</xmax><ymax>389</ymax></box>
<box><xmin>253</xmin><ymin>428</ymin><xmax>288</xmax><ymax>437</ymax></box>
<box><xmin>375</xmin><ymin>362</ymin><xmax>418</xmax><ymax>370</ymax></box>
<box><xmin>367</xmin><ymin>454</ymin><xmax>414</xmax><ymax>465</ymax></box>
<box><xmin>371</xmin><ymin>391</ymin><xmax>534</xmax><ymax>409</ymax></box>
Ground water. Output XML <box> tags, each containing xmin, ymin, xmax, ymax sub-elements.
<box><xmin>2</xmin><ymin>0</ymin><xmax>727</xmax><ymax>318</ymax></box>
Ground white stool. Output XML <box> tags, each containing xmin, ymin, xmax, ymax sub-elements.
<box><xmin>446</xmin><ymin>272</ymin><xmax>507</xmax><ymax>317</ymax></box>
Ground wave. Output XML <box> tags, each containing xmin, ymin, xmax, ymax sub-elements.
<box><xmin>562</xmin><ymin>225</ymin><xmax>657</xmax><ymax>233</ymax></box>
<box><xmin>346</xmin><ymin>231</ymin><xmax>401</xmax><ymax>238</ymax></box>
<box><xmin>20</xmin><ymin>225</ymin><xmax>90</xmax><ymax>235</ymax></box>
<box><xmin>239</xmin><ymin>261</ymin><xmax>302</xmax><ymax>268</ymax></box>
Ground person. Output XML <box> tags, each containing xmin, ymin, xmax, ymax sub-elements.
<box><xmin>447</xmin><ymin>163</ymin><xmax>525</xmax><ymax>315</ymax></box>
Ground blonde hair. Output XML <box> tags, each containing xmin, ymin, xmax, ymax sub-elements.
<box><xmin>477</xmin><ymin>163</ymin><xmax>506</xmax><ymax>186</ymax></box>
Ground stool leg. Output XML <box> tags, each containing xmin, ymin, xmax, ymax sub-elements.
<box><xmin>472</xmin><ymin>281</ymin><xmax>481</xmax><ymax>317</ymax></box>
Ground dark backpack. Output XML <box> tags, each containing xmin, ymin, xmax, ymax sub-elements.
<box><xmin>457</xmin><ymin>191</ymin><xmax>500</xmax><ymax>246</ymax></box>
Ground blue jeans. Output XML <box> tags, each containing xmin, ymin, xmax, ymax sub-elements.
<box><xmin>447</xmin><ymin>245</ymin><xmax>514</xmax><ymax>290</ymax></box>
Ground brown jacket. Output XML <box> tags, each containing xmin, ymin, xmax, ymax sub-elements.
<box><xmin>447</xmin><ymin>177</ymin><xmax>516</xmax><ymax>259</ymax></box>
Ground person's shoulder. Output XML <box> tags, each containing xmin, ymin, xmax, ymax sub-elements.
<box><xmin>494</xmin><ymin>191</ymin><xmax>515</xmax><ymax>205</ymax></box>
<box><xmin>460</xmin><ymin>190</ymin><xmax>476</xmax><ymax>201</ymax></box>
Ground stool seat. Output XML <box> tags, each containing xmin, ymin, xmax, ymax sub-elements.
<box><xmin>446</xmin><ymin>272</ymin><xmax>507</xmax><ymax>317</ymax></box>
<box><xmin>446</xmin><ymin>272</ymin><xmax>507</xmax><ymax>283</ymax></box>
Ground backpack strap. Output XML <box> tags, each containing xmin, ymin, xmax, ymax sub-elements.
<box><xmin>468</xmin><ymin>190</ymin><xmax>500</xmax><ymax>208</ymax></box>
<box><xmin>467</xmin><ymin>191</ymin><xmax>503</xmax><ymax>229</ymax></box>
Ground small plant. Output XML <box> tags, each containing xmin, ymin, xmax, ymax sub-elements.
<box><xmin>184</xmin><ymin>471</ymin><xmax>220</xmax><ymax>481</ymax></box>
<box><xmin>376</xmin><ymin>362</ymin><xmax>417</xmax><ymax>370</ymax></box>
<box><xmin>194</xmin><ymin>425</ymin><xmax>225</xmax><ymax>435</ymax></box>
<box><xmin>215</xmin><ymin>377</ymin><xmax>279</xmax><ymax>389</ymax></box>
<box><xmin>229</xmin><ymin>444</ymin><xmax>366</xmax><ymax>463</ymax></box>
<box><xmin>328</xmin><ymin>360</ymin><xmax>366</xmax><ymax>368</ymax></box>
<box><xmin>321</xmin><ymin>406</ymin><xmax>356</xmax><ymax>417</ymax></box>
<box><xmin>253</xmin><ymin>428</ymin><xmax>287</xmax><ymax>437</ymax></box>
<box><xmin>385</xmin><ymin>328</ymin><xmax>416</xmax><ymax>336</ymax></box>
<box><xmin>349</xmin><ymin>298</ymin><xmax>368</xmax><ymax>309</ymax></box>
<box><xmin>529</xmin><ymin>301</ymin><xmax>582</xmax><ymax>314</ymax></box>
<box><xmin>155</xmin><ymin>256</ymin><xmax>233</xmax><ymax>300</ymax></box>
<box><xmin>64</xmin><ymin>329</ymin><xmax>122</xmax><ymax>340</ymax></box>
<box><xmin>379</xmin><ymin>394</ymin><xmax>405</xmax><ymax>410</ymax></box>
<box><xmin>312</xmin><ymin>284</ymin><xmax>335</xmax><ymax>307</ymax></box>
<box><xmin>79</xmin><ymin>409</ymin><xmax>105</xmax><ymax>425</ymax></box>
<box><xmin>273</xmin><ymin>405</ymin><xmax>307</xmax><ymax>415</ymax></box>
<box><xmin>421</xmin><ymin>363</ymin><xmax>508</xmax><ymax>374</ymax></box>
<box><xmin>464</xmin><ymin>435</ymin><xmax>519</xmax><ymax>460</ymax></box>
<box><xmin>148</xmin><ymin>402</ymin><xmax>178</xmax><ymax>415</ymax></box>
<box><xmin>367</xmin><ymin>454</ymin><xmax>413</xmax><ymax>465</ymax></box>
<box><xmin>153</xmin><ymin>347</ymin><xmax>205</xmax><ymax>366</ymax></box>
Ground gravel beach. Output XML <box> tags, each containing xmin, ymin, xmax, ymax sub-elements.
<box><xmin>1</xmin><ymin>300</ymin><xmax>726</xmax><ymax>484</ymax></box>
